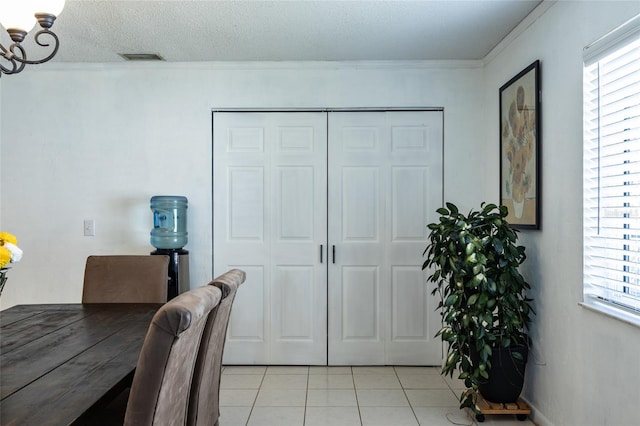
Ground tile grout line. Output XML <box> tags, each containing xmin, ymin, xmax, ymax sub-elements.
<box><xmin>245</xmin><ymin>367</ymin><xmax>265</xmax><ymax>426</ymax></box>
<box><xmin>394</xmin><ymin>366</ymin><xmax>421</xmax><ymax>426</ymax></box>
<box><xmin>351</xmin><ymin>367</ymin><xmax>364</xmax><ymax>426</ymax></box>
<box><xmin>302</xmin><ymin>370</ymin><xmax>309</xmax><ymax>426</ymax></box>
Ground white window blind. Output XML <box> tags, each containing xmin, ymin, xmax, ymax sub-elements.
<box><xmin>583</xmin><ymin>16</ymin><xmax>640</xmax><ymax>317</ymax></box>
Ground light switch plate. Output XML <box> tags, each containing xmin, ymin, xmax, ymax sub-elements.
<box><xmin>84</xmin><ymin>219</ymin><xmax>95</xmax><ymax>236</ymax></box>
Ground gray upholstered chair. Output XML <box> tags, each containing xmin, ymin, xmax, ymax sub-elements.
<box><xmin>124</xmin><ymin>284</ymin><xmax>223</xmax><ymax>426</ymax></box>
<box><xmin>187</xmin><ymin>269</ymin><xmax>246</xmax><ymax>426</ymax></box>
<box><xmin>82</xmin><ymin>255</ymin><xmax>170</xmax><ymax>303</ymax></box>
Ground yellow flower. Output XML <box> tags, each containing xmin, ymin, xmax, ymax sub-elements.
<box><xmin>0</xmin><ymin>246</ymin><xmax>11</xmax><ymax>268</ymax></box>
<box><xmin>0</xmin><ymin>232</ymin><xmax>18</xmax><ymax>246</ymax></box>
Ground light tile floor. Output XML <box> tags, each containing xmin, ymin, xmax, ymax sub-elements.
<box><xmin>219</xmin><ymin>366</ymin><xmax>537</xmax><ymax>426</ymax></box>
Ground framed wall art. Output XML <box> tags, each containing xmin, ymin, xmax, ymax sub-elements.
<box><xmin>500</xmin><ymin>60</ymin><xmax>541</xmax><ymax>229</ymax></box>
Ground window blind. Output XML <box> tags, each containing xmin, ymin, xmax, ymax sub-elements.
<box><xmin>583</xmin><ymin>27</ymin><xmax>640</xmax><ymax>314</ymax></box>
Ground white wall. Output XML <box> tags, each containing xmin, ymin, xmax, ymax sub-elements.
<box><xmin>0</xmin><ymin>61</ymin><xmax>486</xmax><ymax>308</ymax></box>
<box><xmin>483</xmin><ymin>2</ymin><xmax>640</xmax><ymax>426</ymax></box>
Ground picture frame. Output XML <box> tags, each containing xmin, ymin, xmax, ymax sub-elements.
<box><xmin>499</xmin><ymin>60</ymin><xmax>541</xmax><ymax>229</ymax></box>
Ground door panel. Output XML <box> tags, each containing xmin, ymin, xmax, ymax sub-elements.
<box><xmin>343</xmin><ymin>167</ymin><xmax>380</xmax><ymax>240</ymax></box>
<box><xmin>214</xmin><ymin>112</ymin><xmax>327</xmax><ymax>365</ymax></box>
<box><xmin>228</xmin><ymin>167</ymin><xmax>264</xmax><ymax>240</ymax></box>
<box><xmin>328</xmin><ymin>111</ymin><xmax>443</xmax><ymax>365</ymax></box>
<box><xmin>227</xmin><ymin>265</ymin><xmax>265</xmax><ymax>343</ymax></box>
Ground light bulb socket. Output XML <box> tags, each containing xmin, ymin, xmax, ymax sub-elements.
<box><xmin>7</xmin><ymin>28</ymin><xmax>27</xmax><ymax>43</ymax></box>
<box><xmin>35</xmin><ymin>13</ymin><xmax>57</xmax><ymax>29</ymax></box>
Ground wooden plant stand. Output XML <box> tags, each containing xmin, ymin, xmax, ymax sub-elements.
<box><xmin>473</xmin><ymin>392</ymin><xmax>531</xmax><ymax>422</ymax></box>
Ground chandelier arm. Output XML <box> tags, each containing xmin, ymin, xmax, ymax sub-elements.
<box><xmin>0</xmin><ymin>44</ymin><xmax>25</xmax><ymax>75</ymax></box>
<box><xmin>10</xmin><ymin>30</ymin><xmax>60</xmax><ymax>65</ymax></box>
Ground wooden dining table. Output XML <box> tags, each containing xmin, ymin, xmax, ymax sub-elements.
<box><xmin>0</xmin><ymin>303</ymin><xmax>161</xmax><ymax>425</ymax></box>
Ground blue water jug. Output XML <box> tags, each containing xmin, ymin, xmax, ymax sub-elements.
<box><xmin>150</xmin><ymin>196</ymin><xmax>188</xmax><ymax>249</ymax></box>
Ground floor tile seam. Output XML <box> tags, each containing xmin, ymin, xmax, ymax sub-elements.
<box><xmin>222</xmin><ymin>366</ymin><xmax>268</xmax><ymax>375</ymax></box>
<box><xmin>401</xmin><ymin>386</ymin><xmax>456</xmax><ymax>390</ymax></box>
<box><xmin>265</xmin><ymin>366</ymin><xmax>310</xmax><ymax>375</ymax></box>
<box><xmin>395</xmin><ymin>367</ymin><xmax>422</xmax><ymax>426</ymax></box>
<box><xmin>243</xmin><ymin>370</ymin><xmax>267</xmax><ymax>425</ymax></box>
<box><xmin>352</xmin><ymin>372</ymin><xmax>365</xmax><ymax>426</ymax></box>
<box><xmin>308</xmin><ymin>366</ymin><xmax>354</xmax><ymax>375</ymax></box>
<box><xmin>302</xmin><ymin>373</ymin><xmax>309</xmax><ymax>425</ymax></box>
<box><xmin>355</xmin><ymin>388</ymin><xmax>410</xmax><ymax>408</ymax></box>
<box><xmin>408</xmin><ymin>404</ymin><xmax>424</xmax><ymax>425</ymax></box>
<box><xmin>302</xmin><ymin>369</ymin><xmax>311</xmax><ymax>426</ymax></box>
<box><xmin>354</xmin><ymin>387</ymin><xmax>403</xmax><ymax>390</ymax></box>
<box><xmin>243</xmin><ymin>403</ymin><xmax>254</xmax><ymax>426</ymax></box>
<box><xmin>445</xmin><ymin>379</ymin><xmax>464</xmax><ymax>403</ymax></box>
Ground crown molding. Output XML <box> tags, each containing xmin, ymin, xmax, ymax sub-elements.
<box><xmin>483</xmin><ymin>0</ymin><xmax>557</xmax><ymax>65</ymax></box>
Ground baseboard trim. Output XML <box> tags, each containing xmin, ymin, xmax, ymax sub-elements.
<box><xmin>522</xmin><ymin>397</ymin><xmax>554</xmax><ymax>426</ymax></box>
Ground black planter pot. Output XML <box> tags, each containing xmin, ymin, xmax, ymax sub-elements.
<box><xmin>474</xmin><ymin>345</ymin><xmax>529</xmax><ymax>403</ymax></box>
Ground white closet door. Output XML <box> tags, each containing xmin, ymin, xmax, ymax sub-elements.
<box><xmin>328</xmin><ymin>111</ymin><xmax>443</xmax><ymax>365</ymax></box>
<box><xmin>214</xmin><ymin>112</ymin><xmax>328</xmax><ymax>365</ymax></box>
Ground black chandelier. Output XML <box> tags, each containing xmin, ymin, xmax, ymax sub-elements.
<box><xmin>0</xmin><ymin>0</ymin><xmax>66</xmax><ymax>76</ymax></box>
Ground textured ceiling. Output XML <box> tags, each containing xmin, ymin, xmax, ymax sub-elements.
<box><xmin>4</xmin><ymin>0</ymin><xmax>545</xmax><ymax>63</ymax></box>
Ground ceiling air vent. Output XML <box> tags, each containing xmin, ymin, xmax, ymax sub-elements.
<box><xmin>119</xmin><ymin>53</ymin><xmax>164</xmax><ymax>61</ymax></box>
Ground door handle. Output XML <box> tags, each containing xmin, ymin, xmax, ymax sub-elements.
<box><xmin>320</xmin><ymin>245</ymin><xmax>323</xmax><ymax>263</ymax></box>
<box><xmin>332</xmin><ymin>245</ymin><xmax>336</xmax><ymax>264</ymax></box>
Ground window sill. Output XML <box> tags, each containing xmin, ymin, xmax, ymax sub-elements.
<box><xmin>579</xmin><ymin>298</ymin><xmax>640</xmax><ymax>329</ymax></box>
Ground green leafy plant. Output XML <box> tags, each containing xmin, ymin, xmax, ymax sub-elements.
<box><xmin>422</xmin><ymin>202</ymin><xmax>534</xmax><ymax>410</ymax></box>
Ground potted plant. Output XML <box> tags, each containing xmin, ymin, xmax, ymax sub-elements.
<box><xmin>422</xmin><ymin>202</ymin><xmax>534</xmax><ymax>411</ymax></box>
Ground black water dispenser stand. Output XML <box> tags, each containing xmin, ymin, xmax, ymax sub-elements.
<box><xmin>149</xmin><ymin>195</ymin><xmax>190</xmax><ymax>300</ymax></box>
<box><xmin>151</xmin><ymin>248</ymin><xmax>189</xmax><ymax>300</ymax></box>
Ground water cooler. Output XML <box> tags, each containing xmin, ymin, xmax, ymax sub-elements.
<box><xmin>150</xmin><ymin>195</ymin><xmax>190</xmax><ymax>300</ymax></box>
